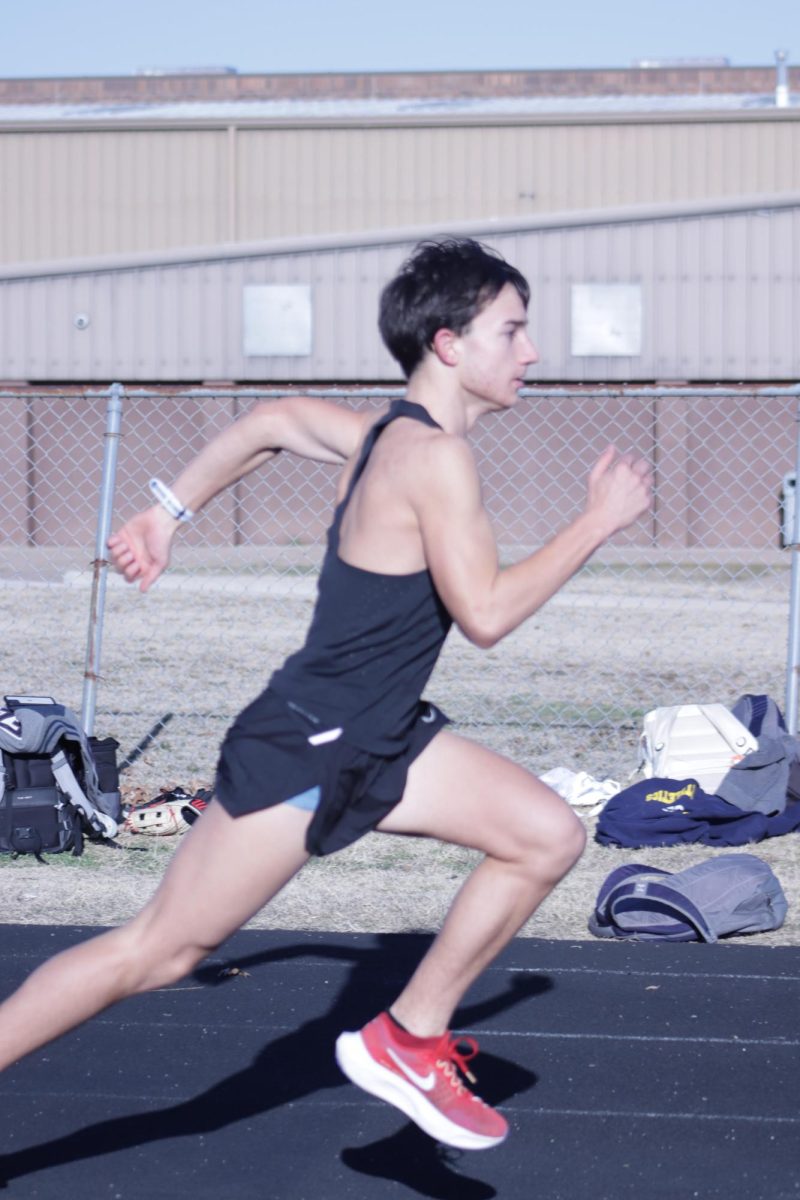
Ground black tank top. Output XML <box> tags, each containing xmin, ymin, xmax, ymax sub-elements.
<box><xmin>269</xmin><ymin>399</ymin><xmax>452</xmax><ymax>754</ymax></box>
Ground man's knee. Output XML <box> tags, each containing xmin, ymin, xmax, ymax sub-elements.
<box><xmin>554</xmin><ymin>805</ymin><xmax>587</xmax><ymax>872</ymax></box>
<box><xmin>105</xmin><ymin>920</ymin><xmax>212</xmax><ymax>997</ymax></box>
<box><xmin>514</xmin><ymin>789</ymin><xmax>587</xmax><ymax>880</ymax></box>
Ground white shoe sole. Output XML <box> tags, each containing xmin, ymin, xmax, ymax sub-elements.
<box><xmin>334</xmin><ymin>1030</ymin><xmax>507</xmax><ymax>1151</ymax></box>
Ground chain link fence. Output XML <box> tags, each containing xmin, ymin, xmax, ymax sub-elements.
<box><xmin>1</xmin><ymin>385</ymin><xmax>797</xmax><ymax>794</ymax></box>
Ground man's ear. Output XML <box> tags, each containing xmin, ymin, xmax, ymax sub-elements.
<box><xmin>431</xmin><ymin>327</ymin><xmax>459</xmax><ymax>367</ymax></box>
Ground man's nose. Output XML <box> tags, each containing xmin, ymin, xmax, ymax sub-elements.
<box><xmin>522</xmin><ymin>334</ymin><xmax>539</xmax><ymax>365</ymax></box>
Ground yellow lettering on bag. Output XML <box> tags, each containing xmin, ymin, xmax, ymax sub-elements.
<box><xmin>645</xmin><ymin>783</ymin><xmax>697</xmax><ymax>805</ymax></box>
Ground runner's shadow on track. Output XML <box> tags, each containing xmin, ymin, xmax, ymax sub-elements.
<box><xmin>338</xmin><ymin>967</ymin><xmax>543</xmax><ymax>1200</ymax></box>
<box><xmin>0</xmin><ymin>934</ymin><xmax>546</xmax><ymax>1197</ymax></box>
<box><xmin>339</xmin><ymin>1045</ymin><xmax>535</xmax><ymax>1200</ymax></box>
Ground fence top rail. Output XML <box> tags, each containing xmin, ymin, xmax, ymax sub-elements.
<box><xmin>2</xmin><ymin>384</ymin><xmax>799</xmax><ymax>400</ymax></box>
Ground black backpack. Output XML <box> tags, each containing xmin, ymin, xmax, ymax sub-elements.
<box><xmin>0</xmin><ymin>696</ymin><xmax>120</xmax><ymax>860</ymax></box>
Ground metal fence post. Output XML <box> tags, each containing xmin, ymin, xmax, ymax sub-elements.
<box><xmin>81</xmin><ymin>383</ymin><xmax>124</xmax><ymax>735</ymax></box>
<box><xmin>785</xmin><ymin>394</ymin><xmax>800</xmax><ymax>735</ymax></box>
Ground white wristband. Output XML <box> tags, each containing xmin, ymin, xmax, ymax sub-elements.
<box><xmin>149</xmin><ymin>478</ymin><xmax>194</xmax><ymax>522</ymax></box>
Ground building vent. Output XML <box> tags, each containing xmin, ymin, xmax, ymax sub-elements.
<box><xmin>775</xmin><ymin>49</ymin><xmax>790</xmax><ymax>108</ymax></box>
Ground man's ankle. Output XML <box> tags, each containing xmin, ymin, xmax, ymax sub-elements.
<box><xmin>386</xmin><ymin>1008</ymin><xmax>446</xmax><ymax>1042</ymax></box>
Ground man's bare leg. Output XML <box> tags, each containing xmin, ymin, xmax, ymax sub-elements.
<box><xmin>377</xmin><ymin>729</ymin><xmax>586</xmax><ymax>1036</ymax></box>
<box><xmin>334</xmin><ymin>729</ymin><xmax>584</xmax><ymax>1149</ymax></box>
<box><xmin>0</xmin><ymin>800</ymin><xmax>311</xmax><ymax>1071</ymax></box>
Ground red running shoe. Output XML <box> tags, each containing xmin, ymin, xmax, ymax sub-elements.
<box><xmin>335</xmin><ymin>1011</ymin><xmax>508</xmax><ymax>1150</ymax></box>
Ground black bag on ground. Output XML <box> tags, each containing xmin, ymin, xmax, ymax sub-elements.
<box><xmin>85</xmin><ymin>735</ymin><xmax>122</xmax><ymax>821</ymax></box>
<box><xmin>0</xmin><ymin>750</ymin><xmax>83</xmax><ymax>857</ymax></box>
<box><xmin>0</xmin><ymin>696</ymin><xmax>120</xmax><ymax>859</ymax></box>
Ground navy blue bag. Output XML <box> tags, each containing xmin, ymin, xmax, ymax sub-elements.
<box><xmin>595</xmin><ymin>776</ymin><xmax>800</xmax><ymax>848</ymax></box>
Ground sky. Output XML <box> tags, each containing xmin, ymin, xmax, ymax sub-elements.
<box><xmin>1</xmin><ymin>0</ymin><xmax>796</xmax><ymax>78</ymax></box>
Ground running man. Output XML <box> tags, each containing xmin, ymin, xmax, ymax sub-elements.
<box><xmin>0</xmin><ymin>238</ymin><xmax>652</xmax><ymax>1151</ymax></box>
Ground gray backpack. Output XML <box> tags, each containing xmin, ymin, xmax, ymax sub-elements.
<box><xmin>0</xmin><ymin>697</ymin><xmax>119</xmax><ymax>858</ymax></box>
<box><xmin>589</xmin><ymin>853</ymin><xmax>787</xmax><ymax>943</ymax></box>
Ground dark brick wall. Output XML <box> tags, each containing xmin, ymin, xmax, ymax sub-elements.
<box><xmin>0</xmin><ymin>65</ymin><xmax>798</xmax><ymax>105</ymax></box>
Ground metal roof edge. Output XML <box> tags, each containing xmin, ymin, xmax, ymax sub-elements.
<box><xmin>2</xmin><ymin>192</ymin><xmax>799</xmax><ymax>281</ymax></box>
<box><xmin>1</xmin><ymin>101</ymin><xmax>798</xmax><ymax>132</ymax></box>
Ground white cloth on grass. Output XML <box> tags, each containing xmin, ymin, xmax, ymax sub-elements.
<box><xmin>540</xmin><ymin>767</ymin><xmax>621</xmax><ymax>816</ymax></box>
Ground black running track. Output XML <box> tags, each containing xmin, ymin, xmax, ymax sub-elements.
<box><xmin>1</xmin><ymin>925</ymin><xmax>798</xmax><ymax>1199</ymax></box>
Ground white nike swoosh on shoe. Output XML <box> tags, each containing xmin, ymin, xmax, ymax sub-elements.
<box><xmin>386</xmin><ymin>1047</ymin><xmax>436</xmax><ymax>1092</ymax></box>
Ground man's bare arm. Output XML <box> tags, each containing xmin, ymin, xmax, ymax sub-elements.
<box><xmin>160</xmin><ymin>396</ymin><xmax>365</xmax><ymax>515</ymax></box>
<box><xmin>418</xmin><ymin>439</ymin><xmax>653</xmax><ymax>648</ymax></box>
<box><xmin>109</xmin><ymin>397</ymin><xmax>368</xmax><ymax>592</ymax></box>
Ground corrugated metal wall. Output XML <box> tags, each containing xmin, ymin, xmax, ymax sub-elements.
<box><xmin>1</xmin><ymin>202</ymin><xmax>797</xmax><ymax>383</ymax></box>
<box><xmin>0</xmin><ymin>128</ymin><xmax>232</xmax><ymax>260</ymax></box>
<box><xmin>1</xmin><ymin>114</ymin><xmax>799</xmax><ymax>264</ymax></box>
<box><xmin>235</xmin><ymin>119</ymin><xmax>800</xmax><ymax>239</ymax></box>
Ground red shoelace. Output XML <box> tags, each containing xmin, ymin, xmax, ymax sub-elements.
<box><xmin>436</xmin><ymin>1034</ymin><xmax>480</xmax><ymax>1089</ymax></box>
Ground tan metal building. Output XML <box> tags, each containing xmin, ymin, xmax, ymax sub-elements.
<box><xmin>0</xmin><ymin>73</ymin><xmax>796</xmax><ymax>566</ymax></box>
<box><xmin>1</xmin><ymin>65</ymin><xmax>798</xmax><ymax>265</ymax></box>
<box><xmin>1</xmin><ymin>195</ymin><xmax>797</xmax><ymax>384</ymax></box>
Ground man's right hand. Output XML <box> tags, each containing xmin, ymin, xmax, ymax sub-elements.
<box><xmin>107</xmin><ymin>506</ymin><xmax>177</xmax><ymax>593</ymax></box>
<box><xmin>585</xmin><ymin>445</ymin><xmax>654</xmax><ymax>538</ymax></box>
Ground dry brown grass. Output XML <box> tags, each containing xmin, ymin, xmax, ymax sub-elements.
<box><xmin>3</xmin><ymin>798</ymin><xmax>798</xmax><ymax>948</ymax></box>
<box><xmin>1</xmin><ymin>560</ymin><xmax>797</xmax><ymax>948</ymax></box>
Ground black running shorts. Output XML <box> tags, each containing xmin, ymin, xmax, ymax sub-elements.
<box><xmin>215</xmin><ymin>688</ymin><xmax>449</xmax><ymax>856</ymax></box>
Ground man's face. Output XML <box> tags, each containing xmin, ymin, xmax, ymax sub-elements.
<box><xmin>453</xmin><ymin>283</ymin><xmax>539</xmax><ymax>410</ymax></box>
